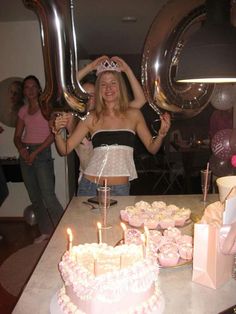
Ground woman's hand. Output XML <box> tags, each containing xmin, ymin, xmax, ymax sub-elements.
<box><xmin>159</xmin><ymin>112</ymin><xmax>171</xmax><ymax>137</ymax></box>
<box><xmin>26</xmin><ymin>151</ymin><xmax>37</xmax><ymax>165</ymax></box>
<box><xmin>52</xmin><ymin>113</ymin><xmax>70</xmax><ymax>135</ymax></box>
<box><xmin>19</xmin><ymin>147</ymin><xmax>30</xmax><ymax>161</ymax></box>
<box><xmin>111</xmin><ymin>56</ymin><xmax>129</xmax><ymax>73</ymax></box>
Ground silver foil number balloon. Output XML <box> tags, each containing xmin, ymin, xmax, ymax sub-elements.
<box><xmin>142</xmin><ymin>0</ymin><xmax>214</xmax><ymax>119</ymax></box>
<box><xmin>23</xmin><ymin>0</ymin><xmax>88</xmax><ymax>119</ymax></box>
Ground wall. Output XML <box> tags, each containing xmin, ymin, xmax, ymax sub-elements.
<box><xmin>0</xmin><ymin>20</ymin><xmax>69</xmax><ymax>217</ymax></box>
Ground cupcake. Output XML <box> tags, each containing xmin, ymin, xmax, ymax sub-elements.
<box><xmin>163</xmin><ymin>227</ymin><xmax>181</xmax><ymax>239</ymax></box>
<box><xmin>120</xmin><ymin>210</ymin><xmax>129</xmax><ymax>222</ymax></box>
<box><xmin>124</xmin><ymin>228</ymin><xmax>142</xmax><ymax>245</ymax></box>
<box><xmin>159</xmin><ymin>217</ymin><xmax>175</xmax><ymax>229</ymax></box>
<box><xmin>178</xmin><ymin>243</ymin><xmax>193</xmax><ymax>260</ymax></box>
<box><xmin>158</xmin><ymin>251</ymin><xmax>180</xmax><ymax>267</ymax></box>
<box><xmin>176</xmin><ymin>235</ymin><xmax>193</xmax><ymax>245</ymax></box>
<box><xmin>172</xmin><ymin>214</ymin><xmax>187</xmax><ymax>227</ymax></box>
<box><xmin>144</xmin><ymin>218</ymin><xmax>159</xmax><ymax>229</ymax></box>
<box><xmin>129</xmin><ymin>214</ymin><xmax>143</xmax><ymax>228</ymax></box>
<box><xmin>159</xmin><ymin>242</ymin><xmax>178</xmax><ymax>253</ymax></box>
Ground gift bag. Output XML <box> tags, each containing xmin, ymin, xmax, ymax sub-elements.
<box><xmin>192</xmin><ymin>223</ymin><xmax>234</xmax><ymax>289</ymax></box>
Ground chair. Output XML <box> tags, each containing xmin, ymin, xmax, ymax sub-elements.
<box><xmin>134</xmin><ymin>151</ymin><xmax>184</xmax><ymax>194</ymax></box>
<box><xmin>152</xmin><ymin>152</ymin><xmax>184</xmax><ymax>194</ymax></box>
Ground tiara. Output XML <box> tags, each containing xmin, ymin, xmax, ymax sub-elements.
<box><xmin>96</xmin><ymin>60</ymin><xmax>121</xmax><ymax>75</ymax></box>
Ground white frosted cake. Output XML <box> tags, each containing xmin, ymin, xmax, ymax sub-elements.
<box><xmin>57</xmin><ymin>243</ymin><xmax>164</xmax><ymax>314</ymax></box>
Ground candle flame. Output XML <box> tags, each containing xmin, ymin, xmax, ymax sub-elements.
<box><xmin>67</xmin><ymin>228</ymin><xmax>73</xmax><ymax>242</ymax></box>
<box><xmin>120</xmin><ymin>222</ymin><xmax>127</xmax><ymax>231</ymax></box>
<box><xmin>97</xmin><ymin>222</ymin><xmax>102</xmax><ymax>229</ymax></box>
<box><xmin>141</xmin><ymin>234</ymin><xmax>146</xmax><ymax>245</ymax></box>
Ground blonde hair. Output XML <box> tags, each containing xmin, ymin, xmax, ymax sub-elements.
<box><xmin>94</xmin><ymin>71</ymin><xmax>129</xmax><ymax>120</ymax></box>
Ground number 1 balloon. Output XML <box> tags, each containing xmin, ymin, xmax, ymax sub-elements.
<box><xmin>23</xmin><ymin>0</ymin><xmax>89</xmax><ymax>119</ymax></box>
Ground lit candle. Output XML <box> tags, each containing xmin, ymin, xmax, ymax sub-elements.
<box><xmin>94</xmin><ymin>257</ymin><xmax>97</xmax><ymax>276</ymax></box>
<box><xmin>144</xmin><ymin>226</ymin><xmax>150</xmax><ymax>257</ymax></box>
<box><xmin>97</xmin><ymin>222</ymin><xmax>102</xmax><ymax>244</ymax></box>
<box><xmin>141</xmin><ymin>234</ymin><xmax>146</xmax><ymax>258</ymax></box>
<box><xmin>67</xmin><ymin>228</ymin><xmax>73</xmax><ymax>252</ymax></box>
<box><xmin>120</xmin><ymin>222</ymin><xmax>127</xmax><ymax>243</ymax></box>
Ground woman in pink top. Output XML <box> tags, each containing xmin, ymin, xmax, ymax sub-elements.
<box><xmin>14</xmin><ymin>75</ymin><xmax>63</xmax><ymax>244</ymax></box>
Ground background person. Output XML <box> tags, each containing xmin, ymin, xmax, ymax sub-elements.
<box><xmin>53</xmin><ymin>57</ymin><xmax>170</xmax><ymax>196</ymax></box>
<box><xmin>14</xmin><ymin>75</ymin><xmax>63</xmax><ymax>244</ymax></box>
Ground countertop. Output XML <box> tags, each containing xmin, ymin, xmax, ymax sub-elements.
<box><xmin>12</xmin><ymin>194</ymin><xmax>236</xmax><ymax>314</ymax></box>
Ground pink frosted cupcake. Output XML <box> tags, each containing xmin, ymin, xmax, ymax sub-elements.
<box><xmin>129</xmin><ymin>214</ymin><xmax>143</xmax><ymax>228</ymax></box>
<box><xmin>158</xmin><ymin>251</ymin><xmax>180</xmax><ymax>267</ymax></box>
<box><xmin>144</xmin><ymin>218</ymin><xmax>159</xmax><ymax>229</ymax></box>
<box><xmin>159</xmin><ymin>242</ymin><xmax>178</xmax><ymax>253</ymax></box>
<box><xmin>172</xmin><ymin>214</ymin><xmax>187</xmax><ymax>227</ymax></box>
<box><xmin>159</xmin><ymin>217</ymin><xmax>175</xmax><ymax>229</ymax></box>
<box><xmin>120</xmin><ymin>210</ymin><xmax>129</xmax><ymax>222</ymax></box>
<box><xmin>149</xmin><ymin>230</ymin><xmax>162</xmax><ymax>241</ymax></box>
<box><xmin>151</xmin><ymin>201</ymin><xmax>166</xmax><ymax>210</ymax></box>
<box><xmin>176</xmin><ymin>235</ymin><xmax>193</xmax><ymax>245</ymax></box>
<box><xmin>124</xmin><ymin>228</ymin><xmax>142</xmax><ymax>245</ymax></box>
<box><xmin>178</xmin><ymin>243</ymin><xmax>193</xmax><ymax>260</ymax></box>
<box><xmin>166</xmin><ymin>204</ymin><xmax>179</xmax><ymax>213</ymax></box>
<box><xmin>163</xmin><ymin>227</ymin><xmax>181</xmax><ymax>239</ymax></box>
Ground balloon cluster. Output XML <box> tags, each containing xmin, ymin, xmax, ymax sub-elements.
<box><xmin>210</xmin><ymin>129</ymin><xmax>236</xmax><ymax>177</ymax></box>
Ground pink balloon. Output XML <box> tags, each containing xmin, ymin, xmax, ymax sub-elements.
<box><xmin>231</xmin><ymin>155</ymin><xmax>236</xmax><ymax>167</ymax></box>
<box><xmin>211</xmin><ymin>129</ymin><xmax>233</xmax><ymax>161</ymax></box>
<box><xmin>209</xmin><ymin>154</ymin><xmax>235</xmax><ymax>177</ymax></box>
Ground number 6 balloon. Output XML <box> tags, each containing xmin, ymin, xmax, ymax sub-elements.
<box><xmin>23</xmin><ymin>0</ymin><xmax>89</xmax><ymax>119</ymax></box>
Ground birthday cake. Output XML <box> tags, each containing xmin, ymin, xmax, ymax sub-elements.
<box><xmin>57</xmin><ymin>243</ymin><xmax>165</xmax><ymax>314</ymax></box>
<box><xmin>120</xmin><ymin>201</ymin><xmax>191</xmax><ymax>229</ymax></box>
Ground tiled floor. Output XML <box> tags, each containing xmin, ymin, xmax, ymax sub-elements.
<box><xmin>0</xmin><ymin>221</ymin><xmax>39</xmax><ymax>313</ymax></box>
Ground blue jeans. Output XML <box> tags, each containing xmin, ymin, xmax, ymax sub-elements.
<box><xmin>20</xmin><ymin>145</ymin><xmax>63</xmax><ymax>235</ymax></box>
<box><xmin>77</xmin><ymin>176</ymin><xmax>130</xmax><ymax>196</ymax></box>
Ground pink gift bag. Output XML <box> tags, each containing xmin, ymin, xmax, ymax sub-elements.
<box><xmin>192</xmin><ymin>223</ymin><xmax>234</xmax><ymax>289</ymax></box>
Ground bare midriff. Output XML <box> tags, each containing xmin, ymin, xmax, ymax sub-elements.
<box><xmin>84</xmin><ymin>174</ymin><xmax>129</xmax><ymax>185</ymax></box>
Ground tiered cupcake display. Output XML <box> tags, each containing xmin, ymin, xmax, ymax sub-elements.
<box><xmin>123</xmin><ymin>226</ymin><xmax>193</xmax><ymax>267</ymax></box>
<box><xmin>120</xmin><ymin>201</ymin><xmax>191</xmax><ymax>229</ymax></box>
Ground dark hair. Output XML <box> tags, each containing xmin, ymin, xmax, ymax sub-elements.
<box><xmin>23</xmin><ymin>75</ymin><xmax>42</xmax><ymax>92</ymax></box>
<box><xmin>80</xmin><ymin>72</ymin><xmax>97</xmax><ymax>86</ymax></box>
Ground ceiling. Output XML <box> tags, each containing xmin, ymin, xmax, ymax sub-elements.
<box><xmin>0</xmin><ymin>0</ymin><xmax>167</xmax><ymax>57</ymax></box>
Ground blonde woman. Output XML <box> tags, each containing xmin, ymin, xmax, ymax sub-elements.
<box><xmin>54</xmin><ymin>57</ymin><xmax>170</xmax><ymax>196</ymax></box>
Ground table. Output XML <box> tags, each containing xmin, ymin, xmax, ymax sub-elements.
<box><xmin>12</xmin><ymin>195</ymin><xmax>236</xmax><ymax>314</ymax></box>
